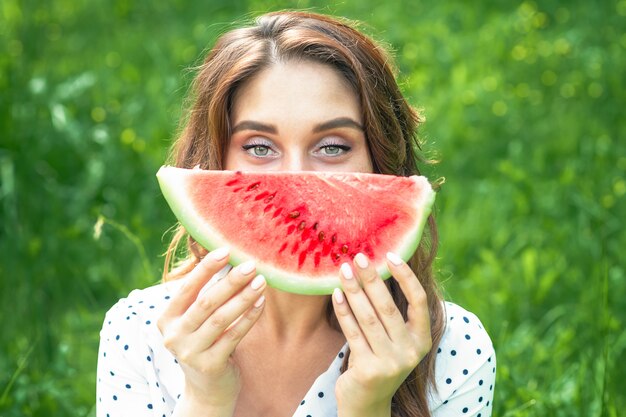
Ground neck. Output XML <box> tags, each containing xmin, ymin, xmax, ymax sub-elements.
<box><xmin>256</xmin><ymin>287</ymin><xmax>334</xmax><ymax>344</ymax></box>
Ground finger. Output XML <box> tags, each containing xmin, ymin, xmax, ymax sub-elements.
<box><xmin>160</xmin><ymin>247</ymin><xmax>231</xmax><ymax>321</ymax></box>
<box><xmin>352</xmin><ymin>253</ymin><xmax>408</xmax><ymax>343</ymax></box>
<box><xmin>386</xmin><ymin>252</ymin><xmax>431</xmax><ymax>340</ymax></box>
<box><xmin>339</xmin><ymin>262</ymin><xmax>391</xmax><ymax>355</ymax></box>
<box><xmin>331</xmin><ymin>287</ymin><xmax>372</xmax><ymax>357</ymax></box>
<box><xmin>210</xmin><ymin>292</ymin><xmax>266</xmax><ymax>356</ymax></box>
<box><xmin>179</xmin><ymin>259</ymin><xmax>258</xmax><ymax>333</ymax></box>
<box><xmin>193</xmin><ymin>275</ymin><xmax>267</xmax><ymax>351</ymax></box>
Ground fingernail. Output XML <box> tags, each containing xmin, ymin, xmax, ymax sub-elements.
<box><xmin>340</xmin><ymin>263</ymin><xmax>353</xmax><ymax>280</ymax></box>
<box><xmin>333</xmin><ymin>288</ymin><xmax>344</xmax><ymax>304</ymax></box>
<box><xmin>239</xmin><ymin>260</ymin><xmax>256</xmax><ymax>275</ymax></box>
<box><xmin>254</xmin><ymin>295</ymin><xmax>265</xmax><ymax>308</ymax></box>
<box><xmin>250</xmin><ymin>274</ymin><xmax>266</xmax><ymax>290</ymax></box>
<box><xmin>386</xmin><ymin>252</ymin><xmax>403</xmax><ymax>266</ymax></box>
<box><xmin>354</xmin><ymin>253</ymin><xmax>369</xmax><ymax>269</ymax></box>
<box><xmin>209</xmin><ymin>247</ymin><xmax>229</xmax><ymax>261</ymax></box>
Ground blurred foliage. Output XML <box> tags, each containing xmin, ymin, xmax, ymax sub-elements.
<box><xmin>0</xmin><ymin>0</ymin><xmax>624</xmax><ymax>416</ymax></box>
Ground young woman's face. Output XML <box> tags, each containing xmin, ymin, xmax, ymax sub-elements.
<box><xmin>225</xmin><ymin>60</ymin><xmax>373</xmax><ymax>173</ymax></box>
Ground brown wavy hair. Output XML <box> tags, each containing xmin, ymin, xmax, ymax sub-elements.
<box><xmin>162</xmin><ymin>11</ymin><xmax>444</xmax><ymax>417</ymax></box>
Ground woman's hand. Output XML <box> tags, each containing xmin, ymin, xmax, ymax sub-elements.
<box><xmin>157</xmin><ymin>247</ymin><xmax>266</xmax><ymax>417</ymax></box>
<box><xmin>332</xmin><ymin>252</ymin><xmax>432</xmax><ymax>417</ymax></box>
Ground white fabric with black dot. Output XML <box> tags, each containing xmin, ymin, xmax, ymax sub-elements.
<box><xmin>97</xmin><ymin>280</ymin><xmax>496</xmax><ymax>416</ymax></box>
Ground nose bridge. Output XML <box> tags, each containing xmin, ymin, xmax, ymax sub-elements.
<box><xmin>282</xmin><ymin>146</ymin><xmax>311</xmax><ymax>171</ymax></box>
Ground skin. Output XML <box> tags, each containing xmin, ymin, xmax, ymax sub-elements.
<box><xmin>157</xmin><ymin>60</ymin><xmax>432</xmax><ymax>417</ymax></box>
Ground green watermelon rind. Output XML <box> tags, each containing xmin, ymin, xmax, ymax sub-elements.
<box><xmin>156</xmin><ymin>166</ymin><xmax>435</xmax><ymax>295</ymax></box>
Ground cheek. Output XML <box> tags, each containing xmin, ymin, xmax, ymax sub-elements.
<box><xmin>360</xmin><ymin>154</ymin><xmax>375</xmax><ymax>173</ymax></box>
<box><xmin>354</xmin><ymin>143</ymin><xmax>374</xmax><ymax>173</ymax></box>
<box><xmin>224</xmin><ymin>141</ymin><xmax>240</xmax><ymax>170</ymax></box>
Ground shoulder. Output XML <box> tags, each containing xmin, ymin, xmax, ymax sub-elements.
<box><xmin>429</xmin><ymin>301</ymin><xmax>496</xmax><ymax>412</ymax></box>
<box><xmin>439</xmin><ymin>301</ymin><xmax>494</xmax><ymax>359</ymax></box>
<box><xmin>97</xmin><ymin>280</ymin><xmax>186</xmax><ymax>414</ymax></box>
<box><xmin>100</xmin><ymin>279</ymin><xmax>185</xmax><ymax>344</ymax></box>
<box><xmin>103</xmin><ymin>279</ymin><xmax>184</xmax><ymax>320</ymax></box>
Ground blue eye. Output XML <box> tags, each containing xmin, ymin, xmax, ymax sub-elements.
<box><xmin>242</xmin><ymin>140</ymin><xmax>275</xmax><ymax>157</ymax></box>
<box><xmin>245</xmin><ymin>145</ymin><xmax>270</xmax><ymax>156</ymax></box>
<box><xmin>322</xmin><ymin>145</ymin><xmax>341</xmax><ymax>155</ymax></box>
<box><xmin>319</xmin><ymin>143</ymin><xmax>350</xmax><ymax>156</ymax></box>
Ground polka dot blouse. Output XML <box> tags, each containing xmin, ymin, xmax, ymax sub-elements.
<box><xmin>97</xmin><ymin>280</ymin><xmax>496</xmax><ymax>416</ymax></box>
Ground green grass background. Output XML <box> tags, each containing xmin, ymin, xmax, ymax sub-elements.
<box><xmin>1</xmin><ymin>0</ymin><xmax>624</xmax><ymax>416</ymax></box>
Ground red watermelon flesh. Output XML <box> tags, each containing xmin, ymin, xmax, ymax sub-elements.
<box><xmin>157</xmin><ymin>166</ymin><xmax>435</xmax><ymax>295</ymax></box>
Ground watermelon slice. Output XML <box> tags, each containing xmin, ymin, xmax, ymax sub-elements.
<box><xmin>156</xmin><ymin>166</ymin><xmax>435</xmax><ymax>295</ymax></box>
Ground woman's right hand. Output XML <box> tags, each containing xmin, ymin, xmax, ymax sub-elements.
<box><xmin>157</xmin><ymin>247</ymin><xmax>266</xmax><ymax>417</ymax></box>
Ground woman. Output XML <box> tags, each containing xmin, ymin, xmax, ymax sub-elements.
<box><xmin>97</xmin><ymin>11</ymin><xmax>496</xmax><ymax>417</ymax></box>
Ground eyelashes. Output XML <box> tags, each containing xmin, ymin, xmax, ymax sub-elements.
<box><xmin>241</xmin><ymin>138</ymin><xmax>275</xmax><ymax>157</ymax></box>
<box><xmin>240</xmin><ymin>137</ymin><xmax>352</xmax><ymax>158</ymax></box>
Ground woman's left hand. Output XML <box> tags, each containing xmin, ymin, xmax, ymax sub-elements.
<box><xmin>332</xmin><ymin>252</ymin><xmax>432</xmax><ymax>417</ymax></box>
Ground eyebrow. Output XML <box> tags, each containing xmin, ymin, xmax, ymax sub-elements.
<box><xmin>231</xmin><ymin>117</ymin><xmax>363</xmax><ymax>134</ymax></box>
<box><xmin>312</xmin><ymin>117</ymin><xmax>364</xmax><ymax>133</ymax></box>
<box><xmin>231</xmin><ymin>121</ymin><xmax>277</xmax><ymax>134</ymax></box>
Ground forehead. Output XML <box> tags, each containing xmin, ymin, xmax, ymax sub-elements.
<box><xmin>230</xmin><ymin>60</ymin><xmax>362</xmax><ymax>124</ymax></box>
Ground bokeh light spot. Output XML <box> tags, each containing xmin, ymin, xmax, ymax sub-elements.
<box><xmin>492</xmin><ymin>101</ymin><xmax>508</xmax><ymax>116</ymax></box>
<box><xmin>541</xmin><ymin>70</ymin><xmax>557</xmax><ymax>86</ymax></box>
<box><xmin>133</xmin><ymin>139</ymin><xmax>146</xmax><ymax>153</ymax></box>
<box><xmin>106</xmin><ymin>52</ymin><xmax>121</xmax><ymax>68</ymax></box>
<box><xmin>532</xmin><ymin>12</ymin><xmax>548</xmax><ymax>29</ymax></box>
<box><xmin>555</xmin><ymin>38</ymin><xmax>571</xmax><ymax>55</ymax></box>
<box><xmin>614</xmin><ymin>179</ymin><xmax>626</xmax><ymax>197</ymax></box>
<box><xmin>91</xmin><ymin>107</ymin><xmax>107</xmax><ymax>123</ymax></box>
<box><xmin>482</xmin><ymin>76</ymin><xmax>498</xmax><ymax>91</ymax></box>
<box><xmin>602</xmin><ymin>195</ymin><xmax>615</xmax><ymax>208</ymax></box>
<box><xmin>587</xmin><ymin>82</ymin><xmax>603</xmax><ymax>98</ymax></box>
<box><xmin>462</xmin><ymin>90</ymin><xmax>477</xmax><ymax>105</ymax></box>
<box><xmin>515</xmin><ymin>83</ymin><xmax>530</xmax><ymax>98</ymax></box>
<box><xmin>555</xmin><ymin>8</ymin><xmax>570</xmax><ymax>23</ymax></box>
<box><xmin>121</xmin><ymin>128</ymin><xmax>136</xmax><ymax>145</ymax></box>
<box><xmin>511</xmin><ymin>45</ymin><xmax>527</xmax><ymax>61</ymax></box>
<box><xmin>29</xmin><ymin>78</ymin><xmax>47</xmax><ymax>95</ymax></box>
